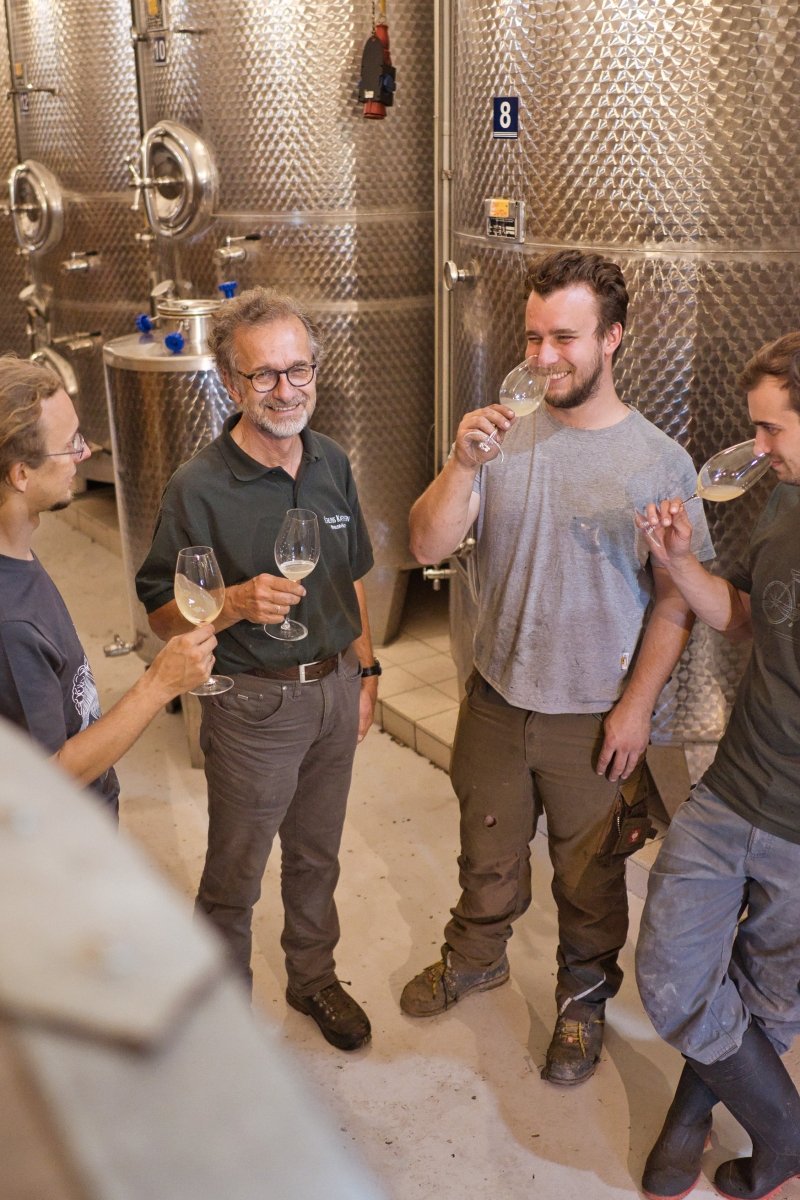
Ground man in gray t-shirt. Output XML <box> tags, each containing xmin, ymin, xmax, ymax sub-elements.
<box><xmin>400</xmin><ymin>249</ymin><xmax>713</xmax><ymax>1087</ymax></box>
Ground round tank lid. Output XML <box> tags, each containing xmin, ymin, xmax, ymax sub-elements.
<box><xmin>156</xmin><ymin>297</ymin><xmax>222</xmax><ymax>318</ymax></box>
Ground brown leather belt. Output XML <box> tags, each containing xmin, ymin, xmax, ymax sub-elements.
<box><xmin>244</xmin><ymin>654</ymin><xmax>339</xmax><ymax>684</ymax></box>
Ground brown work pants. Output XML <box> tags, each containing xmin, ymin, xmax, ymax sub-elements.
<box><xmin>444</xmin><ymin>671</ymin><xmax>645</xmax><ymax>1015</ymax></box>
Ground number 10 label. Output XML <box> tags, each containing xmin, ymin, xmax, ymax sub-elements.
<box><xmin>493</xmin><ymin>96</ymin><xmax>519</xmax><ymax>140</ymax></box>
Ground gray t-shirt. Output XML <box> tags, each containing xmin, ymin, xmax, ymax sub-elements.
<box><xmin>472</xmin><ymin>405</ymin><xmax>714</xmax><ymax>713</ymax></box>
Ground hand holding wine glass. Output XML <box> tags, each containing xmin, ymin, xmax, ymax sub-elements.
<box><xmin>638</xmin><ymin>438</ymin><xmax>771</xmax><ymax>544</ymax></box>
<box><xmin>265</xmin><ymin>509</ymin><xmax>320</xmax><ymax>642</ymax></box>
<box><xmin>174</xmin><ymin>546</ymin><xmax>233</xmax><ymax>695</ymax></box>
<box><xmin>466</xmin><ymin>360</ymin><xmax>556</xmax><ymax>465</ymax></box>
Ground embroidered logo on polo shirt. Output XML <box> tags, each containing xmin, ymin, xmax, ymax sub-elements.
<box><xmin>324</xmin><ymin>514</ymin><xmax>351</xmax><ymax>531</ymax></box>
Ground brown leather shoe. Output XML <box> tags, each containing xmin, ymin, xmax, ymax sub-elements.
<box><xmin>286</xmin><ymin>982</ymin><xmax>371</xmax><ymax>1051</ymax></box>
<box><xmin>541</xmin><ymin>1006</ymin><xmax>605</xmax><ymax>1085</ymax></box>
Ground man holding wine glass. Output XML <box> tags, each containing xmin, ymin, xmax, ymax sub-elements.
<box><xmin>634</xmin><ymin>333</ymin><xmax>800</xmax><ymax>1200</ymax></box>
<box><xmin>0</xmin><ymin>356</ymin><xmax>217</xmax><ymax>817</ymax></box>
<box><xmin>136</xmin><ymin>288</ymin><xmax>378</xmax><ymax>1052</ymax></box>
<box><xmin>402</xmin><ymin>249</ymin><xmax>714</xmax><ymax>1087</ymax></box>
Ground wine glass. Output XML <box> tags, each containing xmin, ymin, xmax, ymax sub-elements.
<box><xmin>691</xmin><ymin>438</ymin><xmax>771</xmax><ymax>502</ymax></box>
<box><xmin>265</xmin><ymin>508</ymin><xmax>320</xmax><ymax>642</ymax></box>
<box><xmin>466</xmin><ymin>360</ymin><xmax>555</xmax><ymax>465</ymax></box>
<box><xmin>174</xmin><ymin>546</ymin><xmax>233</xmax><ymax>695</ymax></box>
<box><xmin>639</xmin><ymin>438</ymin><xmax>772</xmax><ymax>538</ymax></box>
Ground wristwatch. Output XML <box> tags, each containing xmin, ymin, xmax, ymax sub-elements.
<box><xmin>360</xmin><ymin>660</ymin><xmax>382</xmax><ymax>677</ymax></box>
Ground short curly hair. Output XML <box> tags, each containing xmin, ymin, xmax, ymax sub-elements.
<box><xmin>526</xmin><ymin>249</ymin><xmax>629</xmax><ymax>361</ymax></box>
<box><xmin>0</xmin><ymin>354</ymin><xmax>62</xmax><ymax>485</ymax></box>
<box><xmin>208</xmin><ymin>287</ymin><xmax>324</xmax><ymax>384</ymax></box>
<box><xmin>738</xmin><ymin>331</ymin><xmax>800</xmax><ymax>414</ymax></box>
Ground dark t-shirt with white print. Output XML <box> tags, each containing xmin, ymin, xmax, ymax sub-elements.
<box><xmin>703</xmin><ymin>483</ymin><xmax>800</xmax><ymax>843</ymax></box>
<box><xmin>0</xmin><ymin>553</ymin><xmax>119</xmax><ymax>814</ymax></box>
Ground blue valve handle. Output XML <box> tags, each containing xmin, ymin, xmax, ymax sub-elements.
<box><xmin>164</xmin><ymin>331</ymin><xmax>185</xmax><ymax>354</ymax></box>
<box><xmin>135</xmin><ymin>313</ymin><xmax>154</xmax><ymax>333</ymax></box>
<box><xmin>218</xmin><ymin>281</ymin><xmax>238</xmax><ymax>299</ymax></box>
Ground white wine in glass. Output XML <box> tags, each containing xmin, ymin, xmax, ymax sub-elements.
<box><xmin>640</xmin><ymin>438</ymin><xmax>771</xmax><ymax>538</ymax></box>
<box><xmin>692</xmin><ymin>439</ymin><xmax>771</xmax><ymax>502</ymax></box>
<box><xmin>174</xmin><ymin>546</ymin><xmax>233</xmax><ymax>695</ymax></box>
<box><xmin>265</xmin><ymin>509</ymin><xmax>320</xmax><ymax>641</ymax></box>
<box><xmin>470</xmin><ymin>360</ymin><xmax>556</xmax><ymax>463</ymax></box>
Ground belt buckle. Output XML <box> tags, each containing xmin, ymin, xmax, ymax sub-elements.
<box><xmin>298</xmin><ymin>662</ymin><xmax>307</xmax><ymax>684</ymax></box>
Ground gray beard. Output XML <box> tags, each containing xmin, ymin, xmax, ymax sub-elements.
<box><xmin>252</xmin><ymin>405</ymin><xmax>311</xmax><ymax>439</ymax></box>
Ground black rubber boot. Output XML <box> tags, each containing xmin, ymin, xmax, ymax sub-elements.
<box><xmin>687</xmin><ymin>1023</ymin><xmax>800</xmax><ymax>1200</ymax></box>
<box><xmin>642</xmin><ymin>1062</ymin><xmax>717</xmax><ymax>1199</ymax></box>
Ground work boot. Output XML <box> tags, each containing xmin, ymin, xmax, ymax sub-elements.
<box><xmin>286</xmin><ymin>981</ymin><xmax>371</xmax><ymax>1051</ymax></box>
<box><xmin>641</xmin><ymin>1062</ymin><xmax>717</xmax><ymax>1200</ymax></box>
<box><xmin>688</xmin><ymin>1022</ymin><xmax>800</xmax><ymax>1200</ymax></box>
<box><xmin>541</xmin><ymin>1002</ymin><xmax>605</xmax><ymax>1086</ymax></box>
<box><xmin>400</xmin><ymin>945</ymin><xmax>510</xmax><ymax>1016</ymax></box>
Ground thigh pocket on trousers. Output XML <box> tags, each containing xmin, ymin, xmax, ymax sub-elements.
<box><xmin>596</xmin><ymin>773</ymin><xmax>654</xmax><ymax>860</ymax></box>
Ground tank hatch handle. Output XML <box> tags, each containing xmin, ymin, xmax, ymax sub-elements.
<box><xmin>443</xmin><ymin>260</ymin><xmax>478</xmax><ymax>291</ymax></box>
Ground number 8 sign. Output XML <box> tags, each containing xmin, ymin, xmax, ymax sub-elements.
<box><xmin>493</xmin><ymin>96</ymin><xmax>519</xmax><ymax>140</ymax></box>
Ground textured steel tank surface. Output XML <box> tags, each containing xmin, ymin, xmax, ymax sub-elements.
<box><xmin>445</xmin><ymin>0</ymin><xmax>800</xmax><ymax>744</ymax></box>
<box><xmin>4</xmin><ymin>0</ymin><xmax>145</xmax><ymax>456</ymax></box>
<box><xmin>104</xmin><ymin>332</ymin><xmax>233</xmax><ymax>661</ymax></box>
<box><xmin>129</xmin><ymin>0</ymin><xmax>435</xmax><ymax>642</ymax></box>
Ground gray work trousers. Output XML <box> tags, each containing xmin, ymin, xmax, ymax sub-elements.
<box><xmin>636</xmin><ymin>781</ymin><xmax>800</xmax><ymax>1064</ymax></box>
<box><xmin>196</xmin><ymin>651</ymin><xmax>361</xmax><ymax>995</ymax></box>
<box><xmin>444</xmin><ymin>671</ymin><xmax>645</xmax><ymax>1015</ymax></box>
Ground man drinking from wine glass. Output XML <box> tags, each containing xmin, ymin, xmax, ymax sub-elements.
<box><xmin>0</xmin><ymin>355</ymin><xmax>216</xmax><ymax>818</ymax></box>
<box><xmin>401</xmin><ymin>249</ymin><xmax>714</xmax><ymax>1086</ymax></box>
<box><xmin>634</xmin><ymin>332</ymin><xmax>800</xmax><ymax>1200</ymax></box>
<box><xmin>136</xmin><ymin>287</ymin><xmax>379</xmax><ymax>1052</ymax></box>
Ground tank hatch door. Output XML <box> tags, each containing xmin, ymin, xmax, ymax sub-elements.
<box><xmin>138</xmin><ymin>121</ymin><xmax>217</xmax><ymax>240</ymax></box>
<box><xmin>8</xmin><ymin>160</ymin><xmax>64</xmax><ymax>254</ymax></box>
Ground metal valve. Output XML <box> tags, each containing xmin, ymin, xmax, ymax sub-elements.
<box><xmin>61</xmin><ymin>250</ymin><xmax>99</xmax><ymax>274</ymax></box>
<box><xmin>6</xmin><ymin>83</ymin><xmax>58</xmax><ymax>99</ymax></box>
<box><xmin>422</xmin><ymin>565</ymin><xmax>456</xmax><ymax>591</ymax></box>
<box><xmin>103</xmin><ymin>633</ymin><xmax>143</xmax><ymax>658</ymax></box>
<box><xmin>213</xmin><ymin>233</ymin><xmax>262</xmax><ymax>265</ymax></box>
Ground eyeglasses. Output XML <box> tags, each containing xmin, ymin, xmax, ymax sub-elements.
<box><xmin>236</xmin><ymin>363</ymin><xmax>317</xmax><ymax>393</ymax></box>
<box><xmin>41</xmin><ymin>431</ymin><xmax>88</xmax><ymax>460</ymax></box>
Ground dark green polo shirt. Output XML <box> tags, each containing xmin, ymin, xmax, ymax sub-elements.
<box><xmin>136</xmin><ymin>415</ymin><xmax>374</xmax><ymax>673</ymax></box>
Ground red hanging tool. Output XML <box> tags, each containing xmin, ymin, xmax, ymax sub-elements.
<box><xmin>358</xmin><ymin>0</ymin><xmax>396</xmax><ymax>119</ymax></box>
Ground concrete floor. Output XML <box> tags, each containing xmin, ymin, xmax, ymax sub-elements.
<box><xmin>32</xmin><ymin>500</ymin><xmax>800</xmax><ymax>1200</ymax></box>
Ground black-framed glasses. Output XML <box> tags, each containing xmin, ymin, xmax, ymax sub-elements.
<box><xmin>41</xmin><ymin>431</ymin><xmax>87</xmax><ymax>460</ymax></box>
<box><xmin>236</xmin><ymin>362</ymin><xmax>317</xmax><ymax>393</ymax></box>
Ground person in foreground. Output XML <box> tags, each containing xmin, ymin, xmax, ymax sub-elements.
<box><xmin>401</xmin><ymin>249</ymin><xmax>713</xmax><ymax>1084</ymax></box>
<box><xmin>136</xmin><ymin>287</ymin><xmax>379</xmax><ymax>1052</ymax></box>
<box><xmin>0</xmin><ymin>355</ymin><xmax>215</xmax><ymax>817</ymax></box>
<box><xmin>635</xmin><ymin>332</ymin><xmax>800</xmax><ymax>1200</ymax></box>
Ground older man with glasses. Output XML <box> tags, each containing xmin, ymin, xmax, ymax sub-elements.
<box><xmin>136</xmin><ymin>287</ymin><xmax>379</xmax><ymax>1052</ymax></box>
<box><xmin>0</xmin><ymin>355</ymin><xmax>215</xmax><ymax>818</ymax></box>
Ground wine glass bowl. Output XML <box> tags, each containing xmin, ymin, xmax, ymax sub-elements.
<box><xmin>468</xmin><ymin>360</ymin><xmax>556</xmax><ymax>464</ymax></box>
<box><xmin>266</xmin><ymin>509</ymin><xmax>320</xmax><ymax>642</ymax></box>
<box><xmin>174</xmin><ymin>546</ymin><xmax>233</xmax><ymax>695</ymax></box>
<box><xmin>694</xmin><ymin>438</ymin><xmax>771</xmax><ymax>502</ymax></box>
